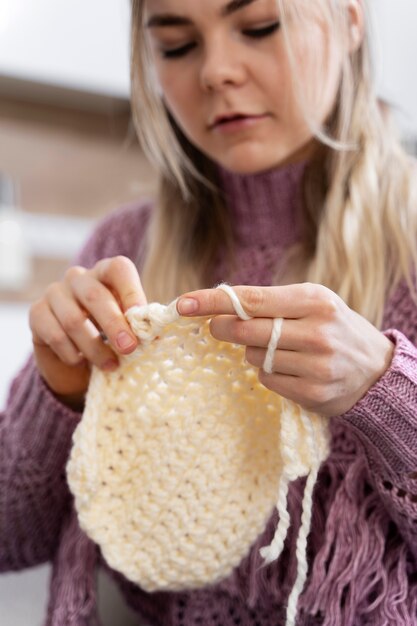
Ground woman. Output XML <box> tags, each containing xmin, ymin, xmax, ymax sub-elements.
<box><xmin>1</xmin><ymin>1</ymin><xmax>417</xmax><ymax>624</ymax></box>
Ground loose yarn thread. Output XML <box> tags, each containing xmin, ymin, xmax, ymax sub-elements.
<box><xmin>67</xmin><ymin>283</ymin><xmax>330</xmax><ymax>626</ymax></box>
<box><xmin>217</xmin><ymin>284</ymin><xmax>323</xmax><ymax>626</ymax></box>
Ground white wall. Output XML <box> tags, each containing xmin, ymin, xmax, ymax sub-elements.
<box><xmin>370</xmin><ymin>0</ymin><xmax>417</xmax><ymax>135</ymax></box>
<box><xmin>0</xmin><ymin>0</ymin><xmax>130</xmax><ymax>97</ymax></box>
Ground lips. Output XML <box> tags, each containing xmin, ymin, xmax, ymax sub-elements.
<box><xmin>210</xmin><ymin>112</ymin><xmax>261</xmax><ymax>129</ymax></box>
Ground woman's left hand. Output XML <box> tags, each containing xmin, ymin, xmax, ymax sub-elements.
<box><xmin>177</xmin><ymin>283</ymin><xmax>394</xmax><ymax>417</ymax></box>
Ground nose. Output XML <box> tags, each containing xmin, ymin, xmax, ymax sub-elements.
<box><xmin>200</xmin><ymin>39</ymin><xmax>246</xmax><ymax>92</ymax></box>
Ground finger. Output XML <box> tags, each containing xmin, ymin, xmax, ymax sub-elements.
<box><xmin>257</xmin><ymin>369</ymin><xmax>305</xmax><ymax>405</ymax></box>
<box><xmin>30</xmin><ymin>299</ymin><xmax>88</xmax><ymax>367</ymax></box>
<box><xmin>65</xmin><ymin>268</ymin><xmax>138</xmax><ymax>355</ymax></box>
<box><xmin>209</xmin><ymin>315</ymin><xmax>269</xmax><ymax>347</ymax></box>
<box><xmin>258</xmin><ymin>369</ymin><xmax>322</xmax><ymax>411</ymax></box>
<box><xmin>177</xmin><ymin>283</ymin><xmax>328</xmax><ymax>319</ymax></box>
<box><xmin>246</xmin><ymin>345</ymin><xmax>326</xmax><ymax>379</ymax></box>
<box><xmin>47</xmin><ymin>284</ymin><xmax>121</xmax><ymax>369</ymax></box>
<box><xmin>210</xmin><ymin>315</ymin><xmax>317</xmax><ymax>353</ymax></box>
<box><xmin>93</xmin><ymin>256</ymin><xmax>147</xmax><ymax>313</ymax></box>
<box><xmin>258</xmin><ymin>369</ymin><xmax>329</xmax><ymax>412</ymax></box>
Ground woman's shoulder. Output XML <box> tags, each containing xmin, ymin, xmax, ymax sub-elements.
<box><xmin>75</xmin><ymin>198</ymin><xmax>154</xmax><ymax>269</ymax></box>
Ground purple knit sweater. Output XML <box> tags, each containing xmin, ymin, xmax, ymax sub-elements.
<box><xmin>1</xmin><ymin>161</ymin><xmax>417</xmax><ymax>626</ymax></box>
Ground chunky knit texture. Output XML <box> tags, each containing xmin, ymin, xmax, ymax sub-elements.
<box><xmin>1</xmin><ymin>160</ymin><xmax>417</xmax><ymax>626</ymax></box>
<box><xmin>66</xmin><ymin>287</ymin><xmax>329</xmax><ymax>626</ymax></box>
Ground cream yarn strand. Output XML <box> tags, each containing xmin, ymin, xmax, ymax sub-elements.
<box><xmin>217</xmin><ymin>284</ymin><xmax>321</xmax><ymax>626</ymax></box>
<box><xmin>216</xmin><ymin>283</ymin><xmax>252</xmax><ymax>321</ymax></box>
<box><xmin>263</xmin><ymin>317</ymin><xmax>284</xmax><ymax>375</ymax></box>
<box><xmin>285</xmin><ymin>414</ymin><xmax>320</xmax><ymax>626</ymax></box>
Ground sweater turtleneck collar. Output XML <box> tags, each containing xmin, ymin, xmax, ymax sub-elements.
<box><xmin>217</xmin><ymin>159</ymin><xmax>307</xmax><ymax>249</ymax></box>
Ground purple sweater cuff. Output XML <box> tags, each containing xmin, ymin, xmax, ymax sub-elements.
<box><xmin>340</xmin><ymin>329</ymin><xmax>417</xmax><ymax>478</ymax></box>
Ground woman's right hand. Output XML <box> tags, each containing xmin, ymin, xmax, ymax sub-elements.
<box><xmin>29</xmin><ymin>256</ymin><xmax>146</xmax><ymax>410</ymax></box>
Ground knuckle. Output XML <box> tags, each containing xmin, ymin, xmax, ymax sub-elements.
<box><xmin>98</xmin><ymin>255</ymin><xmax>131</xmax><ymax>276</ymax></box>
<box><xmin>96</xmin><ymin>257</ymin><xmax>142</xmax><ymax>306</ymax></box>
<box><xmin>48</xmin><ymin>330</ymin><xmax>67</xmax><ymax>349</ymax></box>
<box><xmin>241</xmin><ymin>287</ymin><xmax>264</xmax><ymax>316</ymax></box>
<box><xmin>45</xmin><ymin>281</ymin><xmax>61</xmax><ymax>298</ymax></box>
<box><xmin>123</xmin><ymin>288</ymin><xmax>139</xmax><ymax>301</ymax></box>
<box><xmin>303</xmin><ymin>283</ymin><xmax>339</xmax><ymax>318</ymax></box>
<box><xmin>315</xmin><ymin>359</ymin><xmax>338</xmax><ymax>383</ymax></box>
<box><xmin>317</xmin><ymin>327</ymin><xmax>332</xmax><ymax>352</ymax></box>
<box><xmin>61</xmin><ymin>311</ymin><xmax>87</xmax><ymax>333</ymax></box>
<box><xmin>327</xmin><ymin>293</ymin><xmax>339</xmax><ymax>312</ymax></box>
<box><xmin>307</xmin><ymin>384</ymin><xmax>330</xmax><ymax>406</ymax></box>
<box><xmin>65</xmin><ymin>265</ymin><xmax>85</xmax><ymax>282</ymax></box>
<box><xmin>302</xmin><ymin>282</ymin><xmax>323</xmax><ymax>301</ymax></box>
<box><xmin>321</xmin><ymin>295</ymin><xmax>339</xmax><ymax>320</ymax></box>
<box><xmin>84</xmin><ymin>285</ymin><xmax>103</xmax><ymax>304</ymax></box>
<box><xmin>65</xmin><ymin>352</ymin><xmax>84</xmax><ymax>367</ymax></box>
<box><xmin>306</xmin><ymin>326</ymin><xmax>332</xmax><ymax>353</ymax></box>
<box><xmin>122</xmin><ymin>288</ymin><xmax>142</xmax><ymax>309</ymax></box>
<box><xmin>232</xmin><ymin>320</ymin><xmax>251</xmax><ymax>344</ymax></box>
<box><xmin>105</xmin><ymin>312</ymin><xmax>125</xmax><ymax>335</ymax></box>
<box><xmin>113</xmin><ymin>255</ymin><xmax>133</xmax><ymax>268</ymax></box>
<box><xmin>209</xmin><ymin>290</ymin><xmax>224</xmax><ymax>312</ymax></box>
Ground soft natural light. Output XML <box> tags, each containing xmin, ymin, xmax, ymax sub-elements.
<box><xmin>0</xmin><ymin>1</ymin><xmax>17</xmax><ymax>36</ymax></box>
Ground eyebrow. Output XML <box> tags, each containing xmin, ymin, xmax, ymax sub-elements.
<box><xmin>146</xmin><ymin>0</ymin><xmax>259</xmax><ymax>28</ymax></box>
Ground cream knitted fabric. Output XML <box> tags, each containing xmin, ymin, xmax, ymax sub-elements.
<box><xmin>66</xmin><ymin>285</ymin><xmax>330</xmax><ymax>626</ymax></box>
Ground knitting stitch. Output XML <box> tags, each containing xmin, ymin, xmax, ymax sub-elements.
<box><xmin>66</xmin><ymin>284</ymin><xmax>330</xmax><ymax>626</ymax></box>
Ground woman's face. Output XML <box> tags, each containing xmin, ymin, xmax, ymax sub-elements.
<box><xmin>144</xmin><ymin>0</ymin><xmax>345</xmax><ymax>174</ymax></box>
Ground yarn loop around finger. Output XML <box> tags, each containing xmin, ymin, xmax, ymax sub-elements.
<box><xmin>216</xmin><ymin>283</ymin><xmax>284</xmax><ymax>375</ymax></box>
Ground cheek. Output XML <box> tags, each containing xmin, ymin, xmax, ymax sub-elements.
<box><xmin>267</xmin><ymin>67</ymin><xmax>312</xmax><ymax>140</ymax></box>
<box><xmin>262</xmin><ymin>48</ymin><xmax>309</xmax><ymax>130</ymax></box>
<box><xmin>157</xmin><ymin>66</ymin><xmax>198</xmax><ymax>126</ymax></box>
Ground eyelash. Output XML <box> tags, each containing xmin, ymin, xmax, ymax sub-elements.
<box><xmin>161</xmin><ymin>21</ymin><xmax>280</xmax><ymax>59</ymax></box>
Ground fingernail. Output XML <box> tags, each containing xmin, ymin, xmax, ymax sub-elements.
<box><xmin>178</xmin><ymin>298</ymin><xmax>198</xmax><ymax>315</ymax></box>
<box><xmin>102</xmin><ymin>358</ymin><xmax>119</xmax><ymax>372</ymax></box>
<box><xmin>116</xmin><ymin>331</ymin><xmax>136</xmax><ymax>351</ymax></box>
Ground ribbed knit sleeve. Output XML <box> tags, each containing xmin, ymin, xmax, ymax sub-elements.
<box><xmin>0</xmin><ymin>201</ymin><xmax>151</xmax><ymax>572</ymax></box>
<box><xmin>340</xmin><ymin>279</ymin><xmax>417</xmax><ymax>557</ymax></box>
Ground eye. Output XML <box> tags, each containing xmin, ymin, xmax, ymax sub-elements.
<box><xmin>243</xmin><ymin>21</ymin><xmax>281</xmax><ymax>38</ymax></box>
<box><xmin>161</xmin><ymin>42</ymin><xmax>196</xmax><ymax>59</ymax></box>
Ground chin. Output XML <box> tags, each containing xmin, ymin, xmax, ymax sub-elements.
<box><xmin>212</xmin><ymin>141</ymin><xmax>308</xmax><ymax>175</ymax></box>
<box><xmin>215</xmin><ymin>152</ymin><xmax>293</xmax><ymax>175</ymax></box>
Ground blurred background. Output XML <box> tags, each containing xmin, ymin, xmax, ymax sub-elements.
<box><xmin>0</xmin><ymin>0</ymin><xmax>416</xmax><ymax>624</ymax></box>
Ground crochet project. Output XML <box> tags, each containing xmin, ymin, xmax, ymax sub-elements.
<box><xmin>67</xmin><ymin>284</ymin><xmax>330</xmax><ymax>626</ymax></box>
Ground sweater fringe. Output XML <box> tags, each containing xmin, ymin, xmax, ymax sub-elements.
<box><xmin>217</xmin><ymin>454</ymin><xmax>417</xmax><ymax>625</ymax></box>
<box><xmin>43</xmin><ymin>453</ymin><xmax>417</xmax><ymax>625</ymax></box>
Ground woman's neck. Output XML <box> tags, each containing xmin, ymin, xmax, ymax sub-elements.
<box><xmin>217</xmin><ymin>159</ymin><xmax>308</xmax><ymax>248</ymax></box>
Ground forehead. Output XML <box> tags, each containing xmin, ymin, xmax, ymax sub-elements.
<box><xmin>144</xmin><ymin>0</ymin><xmax>274</xmax><ymax>18</ymax></box>
<box><xmin>143</xmin><ymin>0</ymin><xmax>326</xmax><ymax>22</ymax></box>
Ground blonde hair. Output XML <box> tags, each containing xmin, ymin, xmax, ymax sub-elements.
<box><xmin>130</xmin><ymin>0</ymin><xmax>417</xmax><ymax>328</ymax></box>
